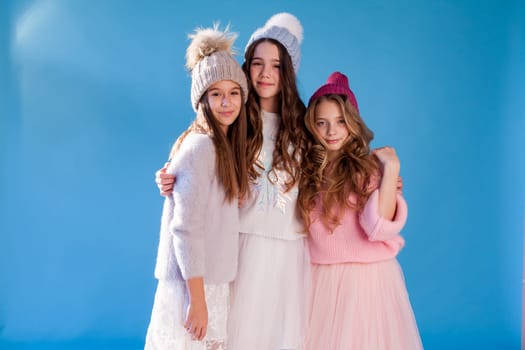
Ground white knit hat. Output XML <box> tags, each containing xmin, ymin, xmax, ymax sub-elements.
<box><xmin>186</xmin><ymin>25</ymin><xmax>249</xmax><ymax>112</ymax></box>
<box><xmin>245</xmin><ymin>13</ymin><xmax>304</xmax><ymax>72</ymax></box>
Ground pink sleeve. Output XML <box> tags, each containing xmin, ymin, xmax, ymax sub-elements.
<box><xmin>358</xmin><ymin>189</ymin><xmax>408</xmax><ymax>241</ymax></box>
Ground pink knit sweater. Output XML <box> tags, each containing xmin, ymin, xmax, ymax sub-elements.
<box><xmin>308</xmin><ymin>189</ymin><xmax>408</xmax><ymax>264</ymax></box>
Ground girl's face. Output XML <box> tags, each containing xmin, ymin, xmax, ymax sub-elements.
<box><xmin>249</xmin><ymin>41</ymin><xmax>281</xmax><ymax>111</ymax></box>
<box><xmin>313</xmin><ymin>99</ymin><xmax>350</xmax><ymax>159</ymax></box>
<box><xmin>207</xmin><ymin>80</ymin><xmax>243</xmax><ymax>134</ymax></box>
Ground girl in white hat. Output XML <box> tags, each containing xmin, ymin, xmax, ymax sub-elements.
<box><xmin>155</xmin><ymin>13</ymin><xmax>311</xmax><ymax>349</ymax></box>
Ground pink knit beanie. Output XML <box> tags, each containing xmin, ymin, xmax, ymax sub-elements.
<box><xmin>308</xmin><ymin>71</ymin><xmax>359</xmax><ymax>113</ymax></box>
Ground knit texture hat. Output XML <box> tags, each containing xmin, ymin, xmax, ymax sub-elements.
<box><xmin>308</xmin><ymin>71</ymin><xmax>359</xmax><ymax>113</ymax></box>
<box><xmin>186</xmin><ymin>25</ymin><xmax>248</xmax><ymax>112</ymax></box>
<box><xmin>245</xmin><ymin>13</ymin><xmax>303</xmax><ymax>72</ymax></box>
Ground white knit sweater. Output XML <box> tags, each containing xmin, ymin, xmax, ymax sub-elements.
<box><xmin>154</xmin><ymin>133</ymin><xmax>239</xmax><ymax>284</ymax></box>
<box><xmin>239</xmin><ymin>111</ymin><xmax>304</xmax><ymax>240</ymax></box>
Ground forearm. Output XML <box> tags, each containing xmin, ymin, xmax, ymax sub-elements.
<box><xmin>377</xmin><ymin>164</ymin><xmax>400</xmax><ymax>220</ymax></box>
<box><xmin>184</xmin><ymin>276</ymin><xmax>208</xmax><ymax>341</ymax></box>
<box><xmin>185</xmin><ymin>277</ymin><xmax>205</xmax><ymax>305</ymax></box>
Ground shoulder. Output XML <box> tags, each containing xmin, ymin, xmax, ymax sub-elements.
<box><xmin>181</xmin><ymin>133</ymin><xmax>214</xmax><ymax>153</ymax></box>
<box><xmin>169</xmin><ymin>133</ymin><xmax>215</xmax><ymax>173</ymax></box>
<box><xmin>176</xmin><ymin>133</ymin><xmax>215</xmax><ymax>159</ymax></box>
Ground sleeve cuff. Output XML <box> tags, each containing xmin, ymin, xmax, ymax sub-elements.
<box><xmin>172</xmin><ymin>234</ymin><xmax>205</xmax><ymax>280</ymax></box>
<box><xmin>359</xmin><ymin>189</ymin><xmax>408</xmax><ymax>241</ymax></box>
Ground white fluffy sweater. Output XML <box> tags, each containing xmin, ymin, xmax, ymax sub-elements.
<box><xmin>153</xmin><ymin>133</ymin><xmax>239</xmax><ymax>284</ymax></box>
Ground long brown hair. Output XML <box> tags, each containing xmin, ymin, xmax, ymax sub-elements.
<box><xmin>170</xmin><ymin>89</ymin><xmax>250</xmax><ymax>203</ymax></box>
<box><xmin>243</xmin><ymin>38</ymin><xmax>307</xmax><ymax>191</ymax></box>
<box><xmin>298</xmin><ymin>94</ymin><xmax>379</xmax><ymax>231</ymax></box>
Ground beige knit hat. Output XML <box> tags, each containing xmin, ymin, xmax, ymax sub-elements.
<box><xmin>186</xmin><ymin>25</ymin><xmax>248</xmax><ymax>112</ymax></box>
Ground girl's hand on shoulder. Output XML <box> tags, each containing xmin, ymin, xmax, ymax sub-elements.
<box><xmin>373</xmin><ymin>146</ymin><xmax>400</xmax><ymax>174</ymax></box>
<box><xmin>184</xmin><ymin>298</ymin><xmax>208</xmax><ymax>341</ymax></box>
<box><xmin>155</xmin><ymin>162</ymin><xmax>176</xmax><ymax>196</ymax></box>
<box><xmin>397</xmin><ymin>176</ymin><xmax>403</xmax><ymax>193</ymax></box>
<box><xmin>238</xmin><ymin>193</ymin><xmax>249</xmax><ymax>208</ymax></box>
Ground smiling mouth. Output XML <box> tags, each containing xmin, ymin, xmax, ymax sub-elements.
<box><xmin>326</xmin><ymin>139</ymin><xmax>340</xmax><ymax>144</ymax></box>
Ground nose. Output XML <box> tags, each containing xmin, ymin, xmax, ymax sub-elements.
<box><xmin>327</xmin><ymin>123</ymin><xmax>336</xmax><ymax>135</ymax></box>
<box><xmin>221</xmin><ymin>96</ymin><xmax>229</xmax><ymax>106</ymax></box>
<box><xmin>261</xmin><ymin>64</ymin><xmax>271</xmax><ymax>77</ymax></box>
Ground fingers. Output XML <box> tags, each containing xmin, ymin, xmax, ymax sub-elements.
<box><xmin>154</xmin><ymin>166</ymin><xmax>167</xmax><ymax>180</ymax></box>
<box><xmin>238</xmin><ymin>194</ymin><xmax>245</xmax><ymax>208</ymax></box>
<box><xmin>196</xmin><ymin>325</ymin><xmax>206</xmax><ymax>340</ymax></box>
<box><xmin>156</xmin><ymin>173</ymin><xmax>175</xmax><ymax>185</ymax></box>
<box><xmin>155</xmin><ymin>169</ymin><xmax>164</xmax><ymax>186</ymax></box>
<box><xmin>160</xmin><ymin>181</ymin><xmax>174</xmax><ymax>193</ymax></box>
<box><xmin>184</xmin><ymin>322</ymin><xmax>207</xmax><ymax>341</ymax></box>
<box><xmin>154</xmin><ymin>162</ymin><xmax>172</xmax><ymax>181</ymax></box>
<box><xmin>184</xmin><ymin>308</ymin><xmax>207</xmax><ymax>341</ymax></box>
<box><xmin>396</xmin><ymin>176</ymin><xmax>403</xmax><ymax>193</ymax></box>
<box><xmin>155</xmin><ymin>164</ymin><xmax>175</xmax><ymax>196</ymax></box>
<box><xmin>373</xmin><ymin>146</ymin><xmax>399</xmax><ymax>165</ymax></box>
<box><xmin>373</xmin><ymin>146</ymin><xmax>396</xmax><ymax>155</ymax></box>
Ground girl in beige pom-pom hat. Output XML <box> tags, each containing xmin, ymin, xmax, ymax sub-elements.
<box><xmin>144</xmin><ymin>24</ymin><xmax>249</xmax><ymax>350</ymax></box>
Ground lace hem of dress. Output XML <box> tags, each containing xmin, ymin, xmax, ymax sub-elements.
<box><xmin>145</xmin><ymin>281</ymin><xmax>230</xmax><ymax>350</ymax></box>
<box><xmin>206</xmin><ymin>340</ymin><xmax>226</xmax><ymax>350</ymax></box>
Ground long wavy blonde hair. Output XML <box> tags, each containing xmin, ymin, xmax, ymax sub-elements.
<box><xmin>170</xmin><ymin>90</ymin><xmax>250</xmax><ymax>203</ymax></box>
<box><xmin>242</xmin><ymin>38</ymin><xmax>307</xmax><ymax>191</ymax></box>
<box><xmin>298</xmin><ymin>94</ymin><xmax>379</xmax><ymax>232</ymax></box>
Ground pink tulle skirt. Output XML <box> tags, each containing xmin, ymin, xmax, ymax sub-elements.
<box><xmin>304</xmin><ymin>259</ymin><xmax>423</xmax><ymax>350</ymax></box>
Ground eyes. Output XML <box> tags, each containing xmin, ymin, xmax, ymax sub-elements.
<box><xmin>251</xmin><ymin>60</ymin><xmax>280</xmax><ymax>69</ymax></box>
<box><xmin>315</xmin><ymin>118</ymin><xmax>346</xmax><ymax>128</ymax></box>
<box><xmin>209</xmin><ymin>90</ymin><xmax>240</xmax><ymax>97</ymax></box>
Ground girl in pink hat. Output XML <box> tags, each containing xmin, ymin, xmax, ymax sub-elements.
<box><xmin>298</xmin><ymin>71</ymin><xmax>423</xmax><ymax>350</ymax></box>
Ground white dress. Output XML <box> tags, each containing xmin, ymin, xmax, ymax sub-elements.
<box><xmin>227</xmin><ymin>111</ymin><xmax>311</xmax><ymax>350</ymax></box>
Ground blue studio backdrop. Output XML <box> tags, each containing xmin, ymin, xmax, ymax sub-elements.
<box><xmin>1</xmin><ymin>0</ymin><xmax>524</xmax><ymax>349</ymax></box>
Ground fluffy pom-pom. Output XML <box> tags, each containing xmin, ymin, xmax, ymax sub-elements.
<box><xmin>185</xmin><ymin>24</ymin><xmax>237</xmax><ymax>70</ymax></box>
<box><xmin>265</xmin><ymin>12</ymin><xmax>303</xmax><ymax>44</ymax></box>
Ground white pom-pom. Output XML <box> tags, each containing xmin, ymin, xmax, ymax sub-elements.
<box><xmin>265</xmin><ymin>12</ymin><xmax>303</xmax><ymax>44</ymax></box>
<box><xmin>186</xmin><ymin>24</ymin><xmax>237</xmax><ymax>70</ymax></box>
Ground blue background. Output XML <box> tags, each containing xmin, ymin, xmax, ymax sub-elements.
<box><xmin>1</xmin><ymin>0</ymin><xmax>524</xmax><ymax>349</ymax></box>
